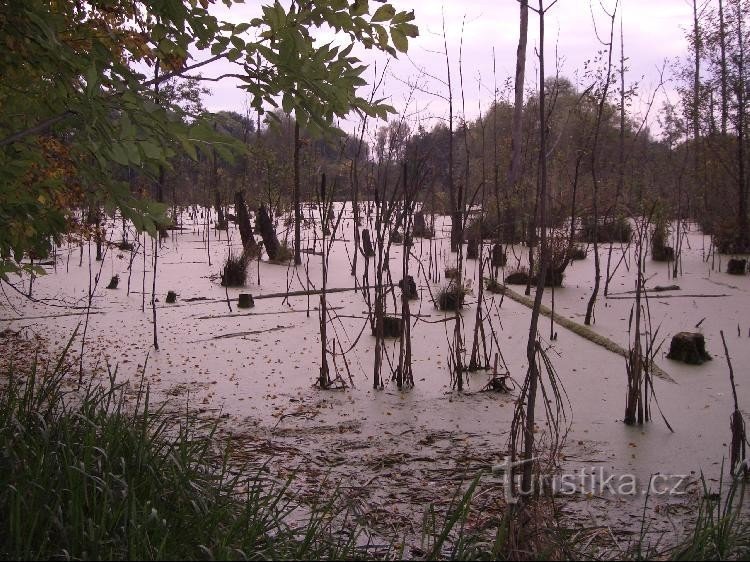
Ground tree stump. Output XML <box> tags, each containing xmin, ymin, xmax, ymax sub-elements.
<box><xmin>376</xmin><ymin>316</ymin><xmax>403</xmax><ymax>338</ymax></box>
<box><xmin>166</xmin><ymin>291</ymin><xmax>177</xmax><ymax>304</ymax></box>
<box><xmin>727</xmin><ymin>258</ymin><xmax>747</xmax><ymax>275</ymax></box>
<box><xmin>666</xmin><ymin>332</ymin><xmax>711</xmax><ymax>365</ymax></box>
<box><xmin>652</xmin><ymin>245</ymin><xmax>675</xmax><ymax>262</ymax></box>
<box><xmin>255</xmin><ymin>205</ymin><xmax>280</xmax><ymax>260</ymax></box>
<box><xmin>466</xmin><ymin>238</ymin><xmax>479</xmax><ymax>260</ymax></box>
<box><xmin>238</xmin><ymin>293</ymin><xmax>254</xmax><ymax>309</ymax></box>
<box><xmin>398</xmin><ymin>275</ymin><xmax>418</xmax><ymax>299</ymax></box>
<box><xmin>361</xmin><ymin>229</ymin><xmax>375</xmax><ymax>257</ymax></box>
<box><xmin>413</xmin><ymin>211</ymin><xmax>427</xmax><ymax>237</ymax></box>
<box><xmin>106</xmin><ymin>275</ymin><xmax>119</xmax><ymax>289</ymax></box>
<box><xmin>390</xmin><ymin>229</ymin><xmax>403</xmax><ymax>244</ymax></box>
<box><xmin>491</xmin><ymin>243</ymin><xmax>507</xmax><ymax>267</ymax></box>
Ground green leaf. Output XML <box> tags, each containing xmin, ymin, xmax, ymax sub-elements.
<box><xmin>110</xmin><ymin>143</ymin><xmax>129</xmax><ymax>166</ymax></box>
<box><xmin>350</xmin><ymin>0</ymin><xmax>368</xmax><ymax>16</ymax></box>
<box><xmin>391</xmin><ymin>27</ymin><xmax>408</xmax><ymax>53</ymax></box>
<box><xmin>371</xmin><ymin>4</ymin><xmax>396</xmax><ymax>22</ymax></box>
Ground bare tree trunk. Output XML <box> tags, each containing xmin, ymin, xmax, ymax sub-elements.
<box><xmin>604</xmin><ymin>12</ymin><xmax>626</xmax><ymax>296</ymax></box>
<box><xmin>520</xmin><ymin>0</ymin><xmax>550</xmax><ymax>497</ymax></box>
<box><xmin>508</xmin><ymin>0</ymin><xmax>529</xmax><ymax>247</ymax></box>
<box><xmin>441</xmin><ymin>11</ymin><xmax>459</xmax><ymax>253</ymax></box>
<box><xmin>585</xmin><ymin>2</ymin><xmax>618</xmax><ymax>326</ymax></box>
<box><xmin>293</xmin><ymin>120</ymin><xmax>302</xmax><ymax>265</ymax></box>
<box><xmin>693</xmin><ymin>0</ymin><xmax>705</xmax><ymax>216</ymax></box>
<box><xmin>736</xmin><ymin>0</ymin><xmax>749</xmax><ymax>252</ymax></box>
<box><xmin>719</xmin><ymin>0</ymin><xmax>728</xmax><ymax>135</ymax></box>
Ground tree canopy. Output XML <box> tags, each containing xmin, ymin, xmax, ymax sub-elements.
<box><xmin>0</xmin><ymin>0</ymin><xmax>417</xmax><ymax>277</ymax></box>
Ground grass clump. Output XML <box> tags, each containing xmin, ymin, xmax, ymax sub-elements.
<box><xmin>444</xmin><ymin>267</ymin><xmax>460</xmax><ymax>280</ymax></box>
<box><xmin>0</xmin><ymin>341</ymin><xmax>366</xmax><ymax>560</ymax></box>
<box><xmin>581</xmin><ymin>215</ymin><xmax>632</xmax><ymax>243</ymax></box>
<box><xmin>269</xmin><ymin>241</ymin><xmax>294</xmax><ymax>264</ymax></box>
<box><xmin>436</xmin><ymin>282</ymin><xmax>469</xmax><ymax>311</ymax></box>
<box><xmin>484</xmin><ymin>277</ymin><xmax>504</xmax><ymax>294</ymax></box>
<box><xmin>220</xmin><ymin>252</ymin><xmax>248</xmax><ymax>286</ymax></box>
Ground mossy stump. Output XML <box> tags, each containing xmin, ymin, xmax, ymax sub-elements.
<box><xmin>166</xmin><ymin>291</ymin><xmax>177</xmax><ymax>304</ymax></box>
<box><xmin>666</xmin><ymin>332</ymin><xmax>711</xmax><ymax>365</ymax></box>
<box><xmin>398</xmin><ymin>275</ymin><xmax>418</xmax><ymax>299</ymax></box>
<box><xmin>238</xmin><ymin>293</ymin><xmax>254</xmax><ymax>309</ymax></box>
<box><xmin>727</xmin><ymin>258</ymin><xmax>747</xmax><ymax>275</ymax></box>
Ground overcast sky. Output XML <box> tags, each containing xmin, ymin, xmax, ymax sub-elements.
<box><xmin>202</xmin><ymin>0</ymin><xmax>697</xmax><ymax>139</ymax></box>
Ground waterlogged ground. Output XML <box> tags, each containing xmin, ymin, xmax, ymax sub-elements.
<box><xmin>2</xmin><ymin>204</ymin><xmax>748</xmax><ymax>551</ymax></box>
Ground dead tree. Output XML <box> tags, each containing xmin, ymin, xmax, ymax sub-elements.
<box><xmin>255</xmin><ymin>204</ymin><xmax>280</xmax><ymax>260</ymax></box>
<box><xmin>234</xmin><ymin>191</ymin><xmax>257</xmax><ymax>255</ymax></box>
<box><xmin>584</xmin><ymin>1</ymin><xmax>618</xmax><ymax>326</ymax></box>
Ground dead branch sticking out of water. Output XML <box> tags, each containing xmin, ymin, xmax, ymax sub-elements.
<box><xmin>720</xmin><ymin>330</ymin><xmax>748</xmax><ymax>478</ymax></box>
<box><xmin>189</xmin><ymin>324</ymin><xmax>292</xmax><ymax>343</ymax></box>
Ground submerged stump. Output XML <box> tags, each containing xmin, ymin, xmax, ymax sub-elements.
<box><xmin>413</xmin><ymin>211</ymin><xmax>433</xmax><ymax>238</ymax></box>
<box><xmin>652</xmin><ymin>245</ymin><xmax>675</xmax><ymax>262</ymax></box>
<box><xmin>727</xmin><ymin>258</ymin><xmax>747</xmax><ymax>275</ymax></box>
<box><xmin>398</xmin><ymin>275</ymin><xmax>418</xmax><ymax>299</ymax></box>
<box><xmin>667</xmin><ymin>332</ymin><xmax>711</xmax><ymax>365</ymax></box>
<box><xmin>375</xmin><ymin>316</ymin><xmax>403</xmax><ymax>338</ymax></box>
<box><xmin>238</xmin><ymin>293</ymin><xmax>254</xmax><ymax>309</ymax></box>
<box><xmin>361</xmin><ymin>229</ymin><xmax>375</xmax><ymax>257</ymax></box>
<box><xmin>466</xmin><ymin>238</ymin><xmax>479</xmax><ymax>260</ymax></box>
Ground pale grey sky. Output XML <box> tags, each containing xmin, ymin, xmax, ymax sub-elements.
<box><xmin>201</xmin><ymin>0</ymin><xmax>697</xmax><ymax>138</ymax></box>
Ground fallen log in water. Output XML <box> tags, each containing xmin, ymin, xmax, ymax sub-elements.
<box><xmin>0</xmin><ymin>311</ymin><xmax>106</xmax><ymax>321</ymax></box>
<box><xmin>605</xmin><ymin>294</ymin><xmax>730</xmax><ymax>300</ymax></box>
<box><xmin>497</xmin><ymin>283</ymin><xmax>675</xmax><ymax>383</ymax></box>
<box><xmin>195</xmin><ymin>306</ymin><xmax>344</xmax><ymax>321</ymax></box>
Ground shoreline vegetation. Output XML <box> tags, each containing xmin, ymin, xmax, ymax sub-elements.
<box><xmin>0</xmin><ymin>334</ymin><xmax>747</xmax><ymax>561</ymax></box>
